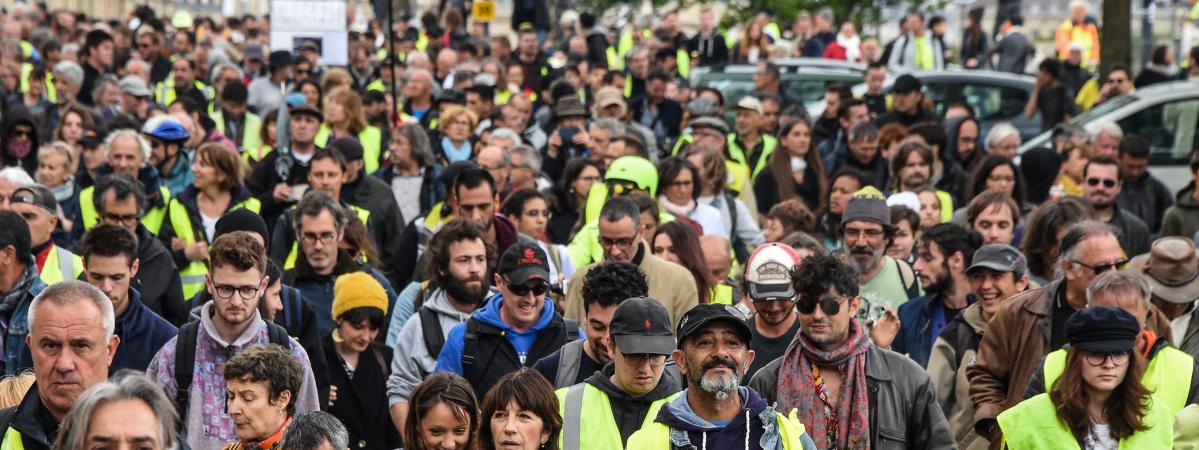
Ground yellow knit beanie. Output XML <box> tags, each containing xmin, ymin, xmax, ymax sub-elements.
<box><xmin>332</xmin><ymin>272</ymin><xmax>388</xmax><ymax>320</ymax></box>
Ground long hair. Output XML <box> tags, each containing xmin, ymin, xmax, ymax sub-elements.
<box><xmin>480</xmin><ymin>369</ymin><xmax>562</xmax><ymax>450</ymax></box>
<box><xmin>53</xmin><ymin>102</ymin><xmax>94</xmax><ymax>144</ymax></box>
<box><xmin>768</xmin><ymin>118</ymin><xmax>828</xmax><ymax>213</ymax></box>
<box><xmin>404</xmin><ymin>373</ymin><xmax>480</xmax><ymax>450</ymax></box>
<box><xmin>1020</xmin><ymin>197</ymin><xmax>1094</xmax><ymax>280</ymax></box>
<box><xmin>425</xmin><ymin>218</ymin><xmax>495</xmax><ymax>290</ymax></box>
<box><xmin>393</xmin><ymin>123</ymin><xmax>436</xmax><ymax>167</ymax></box>
<box><xmin>738</xmin><ymin>21</ymin><xmax>770</xmax><ymax>59</ymax></box>
<box><xmin>552</xmin><ymin>158</ymin><xmax>600</xmax><ymax>214</ymax></box>
<box><xmin>325</xmin><ymin>86</ymin><xmax>369</xmax><ymax>135</ymax></box>
<box><xmin>968</xmin><ymin>154</ymin><xmax>1027</xmax><ymax>211</ymax></box>
<box><xmin>684</xmin><ymin>142</ymin><xmax>728</xmax><ymax>197</ymax></box>
<box><xmin>1050</xmin><ymin>347</ymin><xmax>1151</xmax><ymax>442</ymax></box>
<box><xmin>653</xmin><ymin>220</ymin><xmax>712</xmax><ymax>304</ymax></box>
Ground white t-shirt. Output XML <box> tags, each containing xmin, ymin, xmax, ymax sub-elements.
<box><xmin>1084</xmin><ymin>423</ymin><xmax>1118</xmax><ymax>450</ymax></box>
<box><xmin>200</xmin><ymin>212</ymin><xmax>219</xmax><ymax>243</ymax></box>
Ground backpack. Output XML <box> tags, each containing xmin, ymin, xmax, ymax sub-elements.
<box><xmin>722</xmin><ymin>193</ymin><xmax>750</xmax><ymax>264</ymax></box>
<box><xmin>275</xmin><ymin>286</ymin><xmax>307</xmax><ymax>337</ymax></box>
<box><xmin>896</xmin><ymin>258</ymin><xmax>921</xmax><ymax>300</ymax></box>
<box><xmin>173</xmin><ymin>320</ymin><xmax>291</xmax><ymax>418</ymax></box>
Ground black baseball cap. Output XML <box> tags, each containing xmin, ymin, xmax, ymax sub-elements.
<box><xmin>1065</xmin><ymin>306</ymin><xmax>1140</xmax><ymax>353</ymax></box>
<box><xmin>79</xmin><ymin>124</ymin><xmax>109</xmax><ymax>148</ymax></box>
<box><xmin>329</xmin><ymin>137</ymin><xmax>364</xmax><ymax>161</ymax></box>
<box><xmin>11</xmin><ymin>184</ymin><xmax>57</xmax><ymax>214</ymax></box>
<box><xmin>289</xmin><ymin>103</ymin><xmax>324</xmax><ymax>122</ymax></box>
<box><xmin>967</xmin><ymin>244</ymin><xmax>1028</xmax><ymax>276</ymax></box>
<box><xmin>676</xmin><ymin>304</ymin><xmax>752</xmax><ymax>348</ymax></box>
<box><xmin>498</xmin><ymin>242</ymin><xmax>550</xmax><ymax>285</ymax></box>
<box><xmin>609</xmin><ymin>297</ymin><xmax>675</xmax><ymax>355</ymax></box>
<box><xmin>893</xmin><ymin>74</ymin><xmax>923</xmax><ymax>94</ymax></box>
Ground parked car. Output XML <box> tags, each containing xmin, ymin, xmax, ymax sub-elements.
<box><xmin>1019</xmin><ymin>81</ymin><xmax>1199</xmax><ymax>193</ymax></box>
<box><xmin>690</xmin><ymin>58</ymin><xmax>866</xmax><ymax>125</ymax></box>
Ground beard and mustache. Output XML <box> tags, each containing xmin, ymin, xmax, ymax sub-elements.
<box><xmin>690</xmin><ymin>354</ymin><xmax>743</xmax><ymax>401</ymax></box>
<box><xmin>443</xmin><ymin>271</ymin><xmax>491</xmax><ymax>306</ymax></box>
<box><xmin>848</xmin><ymin>244</ymin><xmax>884</xmax><ymax>275</ymax></box>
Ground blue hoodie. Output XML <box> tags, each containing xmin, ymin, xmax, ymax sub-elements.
<box><xmin>655</xmin><ymin>387</ymin><xmax>817</xmax><ymax>450</ymax></box>
<box><xmin>435</xmin><ymin>292</ymin><xmax>559</xmax><ymax>375</ymax></box>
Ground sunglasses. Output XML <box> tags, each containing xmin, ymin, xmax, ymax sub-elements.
<box><xmin>507</xmin><ymin>282</ymin><xmax>548</xmax><ymax>297</ymax></box>
<box><xmin>1073</xmin><ymin>258</ymin><xmax>1129</xmax><ymax>275</ymax></box>
<box><xmin>1086</xmin><ymin>177</ymin><xmax>1117</xmax><ymax>188</ymax></box>
<box><xmin>796</xmin><ymin>295</ymin><xmax>849</xmax><ymax>316</ymax></box>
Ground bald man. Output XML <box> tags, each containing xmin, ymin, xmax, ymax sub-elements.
<box><xmin>475</xmin><ymin>145</ymin><xmax>510</xmax><ymax>194</ymax></box>
<box><xmin>699</xmin><ymin>235</ymin><xmax>737</xmax><ymax>307</ymax></box>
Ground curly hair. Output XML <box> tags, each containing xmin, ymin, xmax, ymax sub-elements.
<box><xmin>223</xmin><ymin>344</ymin><xmax>303</xmax><ymax>416</ymax></box>
<box><xmin>581</xmin><ymin>261</ymin><xmax>648</xmax><ymax>312</ymax></box>
<box><xmin>426</xmin><ymin>218</ymin><xmax>495</xmax><ymax>290</ymax></box>
<box><xmin>791</xmin><ymin>253</ymin><xmax>859</xmax><ymax>301</ymax></box>
<box><xmin>767</xmin><ymin>198</ymin><xmax>817</xmax><ymax>235</ymax></box>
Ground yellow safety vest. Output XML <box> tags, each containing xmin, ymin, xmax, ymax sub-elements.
<box><xmin>998</xmin><ymin>392</ymin><xmax>1173</xmax><ymax>449</ymax></box>
<box><xmin>155</xmin><ymin>79</ymin><xmax>214</xmax><ymax>106</ymax></box>
<box><xmin>710</xmin><ymin>283</ymin><xmax>733</xmax><ymax>305</ymax></box>
<box><xmin>935</xmin><ymin>190</ymin><xmax>954</xmax><ymax>224</ymax></box>
<box><xmin>210</xmin><ymin>109</ymin><xmax>264</xmax><ymax>153</ymax></box>
<box><xmin>79</xmin><ymin>185</ymin><xmax>171</xmax><ymax>235</ymax></box>
<box><xmin>671</xmin><ymin>134</ymin><xmax>693</xmax><ymax>156</ymax></box>
<box><xmin>1</xmin><ymin>427</ymin><xmax>25</xmax><ymax>450</ymax></box>
<box><xmin>315</xmin><ymin>125</ymin><xmax>384</xmax><ymax>174</ymax></box>
<box><xmin>366</xmin><ymin>79</ymin><xmax>385</xmax><ymax>93</ymax></box>
<box><xmin>38</xmin><ymin>244</ymin><xmax>83</xmax><ymax>286</ymax></box>
<box><xmin>166</xmin><ymin>197</ymin><xmax>263</xmax><ymax>299</ymax></box>
<box><xmin>19</xmin><ymin>64</ymin><xmax>56</xmax><ymax>104</ymax></box>
<box><xmin>555</xmin><ymin>384</ymin><xmax>679</xmax><ymax>450</ymax></box>
<box><xmin>1042</xmin><ymin>346</ymin><xmax>1194</xmax><ymax>413</ymax></box>
<box><xmin>284</xmin><ymin>205</ymin><xmax>371</xmax><ymax>269</ymax></box>
<box><xmin>605</xmin><ymin>47</ymin><xmax>623</xmax><ymax>71</ymax></box>
<box><xmin>626</xmin><ymin>406</ymin><xmax>808</xmax><ymax>450</ymax></box>
<box><xmin>725</xmin><ymin>133</ymin><xmax>778</xmax><ymax>180</ymax></box>
<box><xmin>244</xmin><ymin>144</ymin><xmax>274</xmax><ymax>165</ymax></box>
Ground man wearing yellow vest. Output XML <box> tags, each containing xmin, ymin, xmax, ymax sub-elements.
<box><xmin>727</xmin><ymin>96</ymin><xmax>777</xmax><ymax>182</ymax></box>
<box><xmin>0</xmin><ymin>281</ymin><xmax>117</xmax><ymax>450</ymax></box>
<box><xmin>556</xmin><ymin>296</ymin><xmax>683</xmax><ymax>450</ymax></box>
<box><xmin>155</xmin><ymin>57</ymin><xmax>212</xmax><ymax>109</ymax></box>
<box><xmin>9</xmin><ymin>185</ymin><xmax>81</xmax><ymax>286</ymax></box>
<box><xmin>210</xmin><ymin>80</ymin><xmax>262</xmax><ymax>153</ymax></box>
<box><xmin>1021</xmin><ymin>270</ymin><xmax>1199</xmax><ymax>412</ymax></box>
<box><xmin>628</xmin><ymin>303</ymin><xmax>815</xmax><ymax>450</ymax></box>
<box><xmin>699</xmin><ymin>235</ymin><xmax>735</xmax><ymax>307</ymax></box>
<box><xmin>269</xmin><ymin>148</ymin><xmax>377</xmax><ymax>270</ymax></box>
<box><xmin>741</xmin><ymin>244</ymin><xmax>803</xmax><ymax>383</ymax></box>
<box><xmin>71</xmin><ymin>129</ymin><xmax>172</xmax><ymax>242</ymax></box>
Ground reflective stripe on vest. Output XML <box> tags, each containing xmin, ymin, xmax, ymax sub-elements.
<box><xmin>554</xmin><ymin>340</ymin><xmax>585</xmax><ymax>388</ymax></box>
<box><xmin>1043</xmin><ymin>346</ymin><xmax>1194</xmax><ymax>413</ymax></box>
<box><xmin>39</xmin><ymin>245</ymin><xmax>82</xmax><ymax>285</ymax></box>
<box><xmin>998</xmin><ymin>392</ymin><xmax>1173</xmax><ymax>449</ymax></box>
<box><xmin>284</xmin><ymin>206</ymin><xmax>371</xmax><ymax>269</ymax></box>
<box><xmin>168</xmin><ymin>198</ymin><xmax>263</xmax><ymax>299</ymax></box>
<box><xmin>555</xmin><ymin>384</ymin><xmax>679</xmax><ymax>450</ymax></box>
<box><xmin>1</xmin><ymin>427</ymin><xmax>25</xmax><ymax>450</ymax></box>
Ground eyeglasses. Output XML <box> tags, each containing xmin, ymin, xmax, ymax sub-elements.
<box><xmin>797</xmin><ymin>295</ymin><xmax>849</xmax><ymax>316</ymax></box>
<box><xmin>10</xmin><ymin>129</ymin><xmax>32</xmax><ymax>138</ymax></box>
<box><xmin>843</xmin><ymin>227</ymin><xmax>884</xmax><ymax>240</ymax></box>
<box><xmin>600</xmin><ymin>236</ymin><xmax>637</xmax><ymax>250</ymax></box>
<box><xmin>577</xmin><ymin>175</ymin><xmax>601</xmax><ymax>183</ymax></box>
<box><xmin>507</xmin><ymin>282</ymin><xmax>548</xmax><ymax>297</ymax></box>
<box><xmin>622</xmin><ymin>353</ymin><xmax>667</xmax><ymax>367</ymax></box>
<box><xmin>668</xmin><ymin>179</ymin><xmax>692</xmax><ymax>189</ymax></box>
<box><xmin>1072</xmin><ymin>258</ymin><xmax>1129</xmax><ymax>275</ymax></box>
<box><xmin>1086</xmin><ymin>177</ymin><xmax>1117</xmax><ymax>188</ymax></box>
<box><xmin>524</xmin><ymin>209</ymin><xmax>550</xmax><ymax>218</ymax></box>
<box><xmin>300</xmin><ymin>231</ymin><xmax>337</xmax><ymax>246</ymax></box>
<box><xmin>1083</xmin><ymin>351</ymin><xmax>1130</xmax><ymax>367</ymax></box>
<box><xmin>212</xmin><ymin>283</ymin><xmax>262</xmax><ymax>300</ymax></box>
<box><xmin>101</xmin><ymin>212</ymin><xmax>139</xmax><ymax>225</ymax></box>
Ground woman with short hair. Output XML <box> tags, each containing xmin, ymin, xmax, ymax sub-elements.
<box><xmin>222</xmin><ymin>344</ymin><xmax>305</xmax><ymax>450</ymax></box>
<box><xmin>432</xmin><ymin>105</ymin><xmax>478</xmax><ymax>164</ymax></box>
<box><xmin>480</xmin><ymin>369</ymin><xmax>563</xmax><ymax>450</ymax></box>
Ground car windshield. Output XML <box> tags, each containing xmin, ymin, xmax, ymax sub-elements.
<box><xmin>1071</xmin><ymin>94</ymin><xmax>1137</xmax><ymax>124</ymax></box>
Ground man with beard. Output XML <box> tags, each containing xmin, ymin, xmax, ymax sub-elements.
<box><xmin>894</xmin><ymin>224</ymin><xmax>982</xmax><ymax>367</ymax></box>
<box><xmin>1083</xmin><ymin>156</ymin><xmax>1150</xmax><ymax>257</ymax></box>
<box><xmin>385</xmin><ymin>219</ymin><xmax>495</xmax><ymax>435</ymax></box>
<box><xmin>749</xmin><ymin>254</ymin><xmax>955</xmax><ymax>449</ymax></box>
<box><xmin>742</xmin><ymin>244</ymin><xmax>804</xmax><ymax>382</ymax></box>
<box><xmin>890</xmin><ymin>140</ymin><xmax>935</xmax><ymax>194</ymax></box>
<box><xmin>534</xmin><ymin>261</ymin><xmax>649</xmax><ymax>388</ymax></box>
<box><xmin>839</xmin><ymin>187</ymin><xmax>922</xmax><ymax>314</ymax></box>
<box><xmin>628</xmin><ymin>304</ymin><xmax>816</xmax><ymax>449</ymax></box>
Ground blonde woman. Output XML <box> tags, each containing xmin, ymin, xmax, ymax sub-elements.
<box><xmin>0</xmin><ymin>372</ymin><xmax>34</xmax><ymax>409</ymax></box>
<box><xmin>37</xmin><ymin>142</ymin><xmax>79</xmax><ymax>233</ymax></box>
<box><xmin>431</xmin><ymin>105</ymin><xmax>478</xmax><ymax>164</ymax></box>
<box><xmin>315</xmin><ymin>86</ymin><xmax>384</xmax><ymax>173</ymax></box>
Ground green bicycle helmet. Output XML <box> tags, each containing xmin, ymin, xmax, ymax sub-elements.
<box><xmin>605</xmin><ymin>155</ymin><xmax>659</xmax><ymax>197</ymax></box>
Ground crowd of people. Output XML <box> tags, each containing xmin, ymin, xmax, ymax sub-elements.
<box><xmin>0</xmin><ymin>1</ymin><xmax>1198</xmax><ymax>449</ymax></box>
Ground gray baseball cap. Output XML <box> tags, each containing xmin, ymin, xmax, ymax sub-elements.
<box><xmin>967</xmin><ymin>244</ymin><xmax>1028</xmax><ymax>276</ymax></box>
<box><xmin>118</xmin><ymin>75</ymin><xmax>152</xmax><ymax>98</ymax></box>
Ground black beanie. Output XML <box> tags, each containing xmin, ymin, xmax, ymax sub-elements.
<box><xmin>214</xmin><ymin>209</ymin><xmax>270</xmax><ymax>248</ymax></box>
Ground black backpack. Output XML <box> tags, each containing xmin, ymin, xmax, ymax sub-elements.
<box><xmin>173</xmin><ymin>320</ymin><xmax>291</xmax><ymax>417</ymax></box>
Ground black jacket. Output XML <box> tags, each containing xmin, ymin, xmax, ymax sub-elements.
<box><xmin>246</xmin><ymin>147</ymin><xmax>314</xmax><ymax>231</ymax></box>
<box><xmin>134</xmin><ymin>224</ymin><xmax>188</xmax><ymax>326</ymax></box>
<box><xmin>342</xmin><ymin>172</ymin><xmax>406</xmax><ymax>265</ymax></box>
<box><xmin>688</xmin><ymin>32</ymin><xmax>730</xmax><ymax>66</ymax></box>
<box><xmin>462</xmin><ymin>311</ymin><xmax>575</xmax><ymax>401</ymax></box>
<box><xmin>323</xmin><ymin>337</ymin><xmax>402</xmax><ymax>449</ymax></box>
<box><xmin>372</xmin><ymin>164</ymin><xmax>443</xmax><ymax>220</ymax></box>
<box><xmin>157</xmin><ymin>185</ymin><xmax>257</xmax><ymax>270</ymax></box>
<box><xmin>1117</xmin><ymin>172</ymin><xmax>1174</xmax><ymax>234</ymax></box>
<box><xmin>0</xmin><ymin>105</ymin><xmax>40</xmax><ymax>175</ymax></box>
<box><xmin>0</xmin><ymin>385</ymin><xmax>57</xmax><ymax>450</ymax></box>
<box><xmin>629</xmin><ymin>96</ymin><xmax>683</xmax><ymax>144</ymax></box>
<box><xmin>586</xmin><ymin>362</ymin><xmax>683</xmax><ymax>445</ymax></box>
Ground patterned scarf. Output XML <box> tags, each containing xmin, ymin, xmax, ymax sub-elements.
<box><xmin>0</xmin><ymin>262</ymin><xmax>37</xmax><ymax>314</ymax></box>
<box><xmin>777</xmin><ymin>319</ymin><xmax>871</xmax><ymax>449</ymax></box>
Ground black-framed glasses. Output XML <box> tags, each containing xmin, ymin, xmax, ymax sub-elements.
<box><xmin>1086</xmin><ymin>177</ymin><xmax>1117</xmax><ymax>188</ymax></box>
<box><xmin>101</xmin><ymin>212</ymin><xmax>139</xmax><ymax>226</ymax></box>
<box><xmin>1073</xmin><ymin>258</ymin><xmax>1129</xmax><ymax>275</ymax></box>
<box><xmin>507</xmin><ymin>282</ymin><xmax>548</xmax><ymax>297</ymax></box>
<box><xmin>599</xmin><ymin>236</ymin><xmax>637</xmax><ymax>250</ymax></box>
<box><xmin>797</xmin><ymin>295</ymin><xmax>849</xmax><ymax>316</ymax></box>
<box><xmin>1083</xmin><ymin>351</ymin><xmax>1130</xmax><ymax>367</ymax></box>
<box><xmin>213</xmin><ymin>283</ymin><xmax>262</xmax><ymax>300</ymax></box>
<box><xmin>622</xmin><ymin>353</ymin><xmax>667</xmax><ymax>367</ymax></box>
<box><xmin>301</xmin><ymin>232</ymin><xmax>337</xmax><ymax>246</ymax></box>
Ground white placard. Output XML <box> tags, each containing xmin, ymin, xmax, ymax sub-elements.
<box><xmin>269</xmin><ymin>0</ymin><xmax>348</xmax><ymax>66</ymax></box>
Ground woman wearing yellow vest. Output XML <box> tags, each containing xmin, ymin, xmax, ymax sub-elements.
<box><xmin>244</xmin><ymin>108</ymin><xmax>277</xmax><ymax>170</ymax></box>
<box><xmin>158</xmin><ymin>143</ymin><xmax>261</xmax><ymax>301</ymax></box>
<box><xmin>315</xmin><ymin>87</ymin><xmax>384</xmax><ymax>174</ymax></box>
<box><xmin>997</xmin><ymin>307</ymin><xmax>1173</xmax><ymax>449</ymax></box>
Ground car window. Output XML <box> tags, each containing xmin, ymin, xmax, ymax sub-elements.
<box><xmin>923</xmin><ymin>82</ymin><xmax>1029</xmax><ymax>121</ymax></box>
<box><xmin>1117</xmin><ymin>98</ymin><xmax>1199</xmax><ymax>162</ymax></box>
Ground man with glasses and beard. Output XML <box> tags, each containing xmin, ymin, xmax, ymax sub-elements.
<box><xmin>628</xmin><ymin>304</ymin><xmax>816</xmax><ymax>449</ymax></box>
<box><xmin>838</xmin><ymin>187</ymin><xmax>921</xmax><ymax>317</ymax></box>
<box><xmin>894</xmin><ymin>224</ymin><xmax>982</xmax><ymax>368</ymax></box>
<box><xmin>1083</xmin><ymin>157</ymin><xmax>1150</xmax><ymax>257</ymax></box>
<box><xmin>435</xmin><ymin>242</ymin><xmax>581</xmax><ymax>401</ymax></box>
<box><xmin>385</xmin><ymin>219</ymin><xmax>495</xmax><ymax>434</ymax></box>
<box><xmin>749</xmin><ymin>254</ymin><xmax>954</xmax><ymax>449</ymax></box>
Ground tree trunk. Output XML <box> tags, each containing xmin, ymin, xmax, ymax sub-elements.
<box><xmin>1101</xmin><ymin>0</ymin><xmax>1132</xmax><ymax>81</ymax></box>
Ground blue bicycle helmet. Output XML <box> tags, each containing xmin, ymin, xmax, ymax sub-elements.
<box><xmin>142</xmin><ymin>117</ymin><xmax>190</xmax><ymax>143</ymax></box>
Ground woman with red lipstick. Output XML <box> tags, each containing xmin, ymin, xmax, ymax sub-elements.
<box><xmin>324</xmin><ymin>271</ymin><xmax>402</xmax><ymax>449</ymax></box>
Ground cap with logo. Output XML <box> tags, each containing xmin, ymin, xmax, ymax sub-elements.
<box><xmin>498</xmin><ymin>242</ymin><xmax>550</xmax><ymax>286</ymax></box>
<box><xmin>967</xmin><ymin>244</ymin><xmax>1028</xmax><ymax>276</ymax></box>
<box><xmin>676</xmin><ymin>303</ymin><xmax>752</xmax><ymax>348</ymax></box>
<box><xmin>609</xmin><ymin>297</ymin><xmax>675</xmax><ymax>355</ymax></box>
<box><xmin>79</xmin><ymin>125</ymin><xmax>109</xmax><ymax>148</ymax></box>
<box><xmin>744</xmin><ymin>244</ymin><xmax>801</xmax><ymax>302</ymax></box>
<box><xmin>842</xmin><ymin>186</ymin><xmax>891</xmax><ymax>227</ymax></box>
<box><xmin>11</xmin><ymin>184</ymin><xmax>57</xmax><ymax>214</ymax></box>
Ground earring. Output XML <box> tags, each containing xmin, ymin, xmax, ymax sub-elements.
<box><xmin>331</xmin><ymin>329</ymin><xmax>344</xmax><ymax>343</ymax></box>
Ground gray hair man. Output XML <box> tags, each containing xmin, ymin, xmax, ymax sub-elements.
<box><xmin>280</xmin><ymin>411</ymin><xmax>350</xmax><ymax>450</ymax></box>
<box><xmin>50</xmin><ymin>372</ymin><xmax>180</xmax><ymax>450</ymax></box>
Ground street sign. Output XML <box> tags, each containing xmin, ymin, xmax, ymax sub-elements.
<box><xmin>473</xmin><ymin>0</ymin><xmax>496</xmax><ymax>22</ymax></box>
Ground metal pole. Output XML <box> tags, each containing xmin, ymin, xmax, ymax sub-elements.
<box><xmin>388</xmin><ymin>0</ymin><xmax>399</xmax><ymax>124</ymax></box>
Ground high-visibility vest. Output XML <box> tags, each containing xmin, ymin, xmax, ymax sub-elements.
<box><xmin>626</xmin><ymin>405</ymin><xmax>809</xmax><ymax>450</ymax></box>
<box><xmin>1042</xmin><ymin>346</ymin><xmax>1194</xmax><ymax>413</ymax></box>
<box><xmin>998</xmin><ymin>392</ymin><xmax>1173</xmax><ymax>449</ymax></box>
<box><xmin>605</xmin><ymin>47</ymin><xmax>623</xmax><ymax>71</ymax></box>
<box><xmin>671</xmin><ymin>134</ymin><xmax>693</xmax><ymax>156</ymax></box>
<box><xmin>284</xmin><ymin>205</ymin><xmax>371</xmax><ymax>269</ymax></box>
<box><xmin>244</xmin><ymin>144</ymin><xmax>273</xmax><ymax>165</ymax></box>
<box><xmin>38</xmin><ymin>244</ymin><xmax>82</xmax><ymax>286</ymax></box>
<box><xmin>210</xmin><ymin>109</ymin><xmax>264</xmax><ymax>153</ymax></box>
<box><xmin>19</xmin><ymin>64</ymin><xmax>56</xmax><ymax>104</ymax></box>
<box><xmin>314</xmin><ymin>124</ymin><xmax>384</xmax><ymax>174</ymax></box>
<box><xmin>710</xmin><ymin>283</ymin><xmax>733</xmax><ymax>305</ymax></box>
<box><xmin>79</xmin><ymin>185</ymin><xmax>171</xmax><ymax>235</ymax></box>
<box><xmin>366</xmin><ymin>79</ymin><xmax>386</xmax><ymax>92</ymax></box>
<box><xmin>155</xmin><ymin>79</ymin><xmax>214</xmax><ymax>106</ymax></box>
<box><xmin>555</xmin><ymin>384</ymin><xmax>679</xmax><ymax>450</ymax></box>
<box><xmin>725</xmin><ymin>133</ymin><xmax>777</xmax><ymax>180</ymax></box>
<box><xmin>166</xmin><ymin>197</ymin><xmax>263</xmax><ymax>299</ymax></box>
<box><xmin>935</xmin><ymin>190</ymin><xmax>954</xmax><ymax>224</ymax></box>
<box><xmin>676</xmin><ymin>48</ymin><xmax>690</xmax><ymax>81</ymax></box>
<box><xmin>1</xmin><ymin>427</ymin><xmax>26</xmax><ymax>450</ymax></box>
